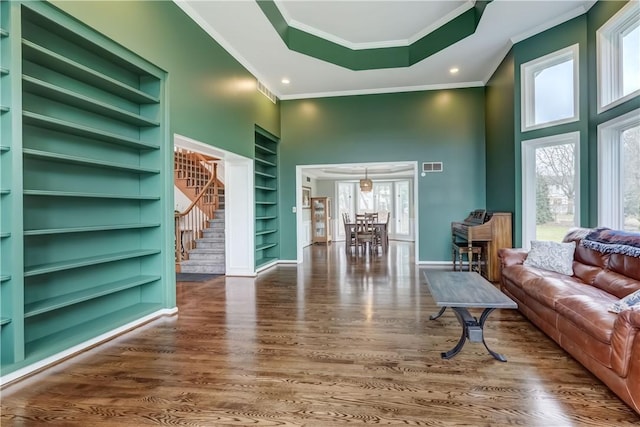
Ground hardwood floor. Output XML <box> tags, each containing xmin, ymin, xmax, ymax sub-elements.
<box><xmin>2</xmin><ymin>242</ymin><xmax>639</xmax><ymax>426</ymax></box>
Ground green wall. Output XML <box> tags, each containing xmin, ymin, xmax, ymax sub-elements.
<box><xmin>52</xmin><ymin>1</ymin><xmax>280</xmax><ymax>156</ymax></box>
<box><xmin>280</xmin><ymin>89</ymin><xmax>486</xmax><ymax>262</ymax></box>
<box><xmin>512</xmin><ymin>15</ymin><xmax>589</xmax><ymax>247</ymax></box>
<box><xmin>485</xmin><ymin>49</ymin><xmax>515</xmax><ymax>223</ymax></box>
<box><xmin>51</xmin><ymin>0</ymin><xmax>639</xmax><ymax>261</ymax></box>
<box><xmin>485</xmin><ymin>0</ymin><xmax>639</xmax><ymax>247</ymax></box>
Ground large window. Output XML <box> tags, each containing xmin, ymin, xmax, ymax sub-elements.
<box><xmin>522</xmin><ymin>132</ymin><xmax>580</xmax><ymax>246</ymax></box>
<box><xmin>521</xmin><ymin>44</ymin><xmax>579</xmax><ymax>131</ymax></box>
<box><xmin>597</xmin><ymin>1</ymin><xmax>640</xmax><ymax>112</ymax></box>
<box><xmin>598</xmin><ymin>109</ymin><xmax>640</xmax><ymax>231</ymax></box>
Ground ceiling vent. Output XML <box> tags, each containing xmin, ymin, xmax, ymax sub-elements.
<box><xmin>257</xmin><ymin>80</ymin><xmax>277</xmax><ymax>104</ymax></box>
<box><xmin>422</xmin><ymin>162</ymin><xmax>443</xmax><ymax>173</ymax></box>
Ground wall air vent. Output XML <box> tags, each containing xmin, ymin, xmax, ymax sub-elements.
<box><xmin>422</xmin><ymin>162</ymin><xmax>443</xmax><ymax>172</ymax></box>
<box><xmin>257</xmin><ymin>80</ymin><xmax>277</xmax><ymax>104</ymax></box>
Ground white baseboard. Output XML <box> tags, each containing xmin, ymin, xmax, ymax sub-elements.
<box><xmin>225</xmin><ymin>268</ymin><xmax>257</xmax><ymax>277</ymax></box>
<box><xmin>255</xmin><ymin>259</ymin><xmax>278</xmax><ymax>274</ymax></box>
<box><xmin>417</xmin><ymin>261</ymin><xmax>454</xmax><ymax>269</ymax></box>
<box><xmin>0</xmin><ymin>307</ymin><xmax>178</xmax><ymax>387</ymax></box>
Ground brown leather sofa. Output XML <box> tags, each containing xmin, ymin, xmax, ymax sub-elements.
<box><xmin>499</xmin><ymin>228</ymin><xmax>640</xmax><ymax>414</ymax></box>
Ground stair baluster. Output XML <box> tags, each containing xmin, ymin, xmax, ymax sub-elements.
<box><xmin>174</xmin><ymin>149</ymin><xmax>223</xmax><ymax>272</ymax></box>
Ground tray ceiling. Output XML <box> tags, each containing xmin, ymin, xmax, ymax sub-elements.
<box><xmin>176</xmin><ymin>0</ymin><xmax>596</xmax><ymax>100</ymax></box>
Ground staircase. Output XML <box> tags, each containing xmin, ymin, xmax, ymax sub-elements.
<box><xmin>180</xmin><ymin>189</ymin><xmax>225</xmax><ymax>274</ymax></box>
<box><xmin>174</xmin><ymin>148</ymin><xmax>225</xmax><ymax>275</ymax></box>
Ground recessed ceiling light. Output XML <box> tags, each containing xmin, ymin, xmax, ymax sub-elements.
<box><xmin>450</xmin><ymin>67</ymin><xmax>459</xmax><ymax>74</ymax></box>
<box><xmin>281</xmin><ymin>78</ymin><xmax>290</xmax><ymax>84</ymax></box>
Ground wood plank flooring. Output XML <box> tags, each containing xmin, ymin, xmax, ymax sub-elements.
<box><xmin>2</xmin><ymin>242</ymin><xmax>639</xmax><ymax>426</ymax></box>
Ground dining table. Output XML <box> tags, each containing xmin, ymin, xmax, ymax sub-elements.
<box><xmin>344</xmin><ymin>220</ymin><xmax>389</xmax><ymax>253</ymax></box>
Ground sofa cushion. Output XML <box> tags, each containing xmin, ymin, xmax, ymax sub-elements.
<box><xmin>594</xmin><ymin>269</ymin><xmax>640</xmax><ymax>300</ymax></box>
<box><xmin>608</xmin><ymin>253</ymin><xmax>640</xmax><ymax>282</ymax></box>
<box><xmin>572</xmin><ymin>262</ymin><xmax>603</xmax><ymax>286</ymax></box>
<box><xmin>556</xmin><ymin>293</ymin><xmax>618</xmax><ymax>344</ymax></box>
<box><xmin>563</xmin><ymin>228</ymin><xmax>610</xmax><ymax>271</ymax></box>
<box><xmin>609</xmin><ymin>289</ymin><xmax>640</xmax><ymax>314</ymax></box>
<box><xmin>523</xmin><ymin>240</ymin><xmax>575</xmax><ymax>275</ymax></box>
<box><xmin>501</xmin><ymin>264</ymin><xmax>548</xmax><ymax>287</ymax></box>
<box><xmin>519</xmin><ymin>276</ymin><xmax>587</xmax><ymax>309</ymax></box>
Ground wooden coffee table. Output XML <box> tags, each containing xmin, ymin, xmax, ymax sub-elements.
<box><xmin>423</xmin><ymin>271</ymin><xmax>517</xmax><ymax>362</ymax></box>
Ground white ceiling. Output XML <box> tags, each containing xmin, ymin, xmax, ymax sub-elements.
<box><xmin>176</xmin><ymin>0</ymin><xmax>595</xmax><ymax>100</ymax></box>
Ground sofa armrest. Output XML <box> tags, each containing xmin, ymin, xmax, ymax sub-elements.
<box><xmin>611</xmin><ymin>306</ymin><xmax>640</xmax><ymax>378</ymax></box>
<box><xmin>498</xmin><ymin>248</ymin><xmax>528</xmax><ymax>268</ymax></box>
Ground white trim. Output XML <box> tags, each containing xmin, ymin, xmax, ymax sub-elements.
<box><xmin>598</xmin><ymin>88</ymin><xmax>640</xmax><ymax>114</ymax></box>
<box><xmin>174</xmin><ymin>134</ymin><xmax>255</xmax><ymax>277</ymax></box>
<box><xmin>482</xmin><ymin>42</ymin><xmax>515</xmax><ymax>85</ymax></box>
<box><xmin>255</xmin><ymin>259</ymin><xmax>279</xmax><ymax>274</ymax></box>
<box><xmin>521</xmin><ymin>44</ymin><xmax>580</xmax><ymax>132</ymax></box>
<box><xmin>296</xmin><ymin>166</ymin><xmax>303</xmax><ymax>263</ymax></box>
<box><xmin>172</xmin><ymin>0</ymin><xmax>275</xmax><ymax>97</ymax></box>
<box><xmin>226</xmin><ymin>159</ymin><xmax>255</xmax><ymax>276</ymax></box>
<box><xmin>174</xmin><ymin>0</ymin><xmax>597</xmax><ymax>101</ymax></box>
<box><xmin>597</xmin><ymin>109</ymin><xmax>640</xmax><ymax>228</ymax></box>
<box><xmin>0</xmin><ymin>308</ymin><xmax>178</xmax><ymax>387</ymax></box>
<box><xmin>416</xmin><ymin>261</ymin><xmax>453</xmax><ymax>269</ymax></box>
<box><xmin>510</xmin><ymin>4</ymin><xmax>594</xmax><ymax>44</ymax></box>
<box><xmin>521</xmin><ymin>131</ymin><xmax>581</xmax><ymax>249</ymax></box>
<box><xmin>596</xmin><ymin>0</ymin><xmax>640</xmax><ymax>113</ymax></box>
<box><xmin>275</xmin><ymin>1</ymin><xmax>474</xmax><ymax>51</ymax></box>
<box><xmin>280</xmin><ymin>81</ymin><xmax>484</xmax><ymax>101</ymax></box>
<box><xmin>296</xmin><ymin>162</ymin><xmax>419</xmax><ymax>264</ymax></box>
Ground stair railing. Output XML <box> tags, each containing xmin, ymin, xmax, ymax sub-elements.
<box><xmin>175</xmin><ymin>154</ymin><xmax>219</xmax><ymax>263</ymax></box>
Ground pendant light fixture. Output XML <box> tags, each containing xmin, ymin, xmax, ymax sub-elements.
<box><xmin>359</xmin><ymin>168</ymin><xmax>373</xmax><ymax>192</ymax></box>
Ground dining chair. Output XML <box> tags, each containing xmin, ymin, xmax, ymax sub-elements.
<box><xmin>343</xmin><ymin>213</ymin><xmax>356</xmax><ymax>254</ymax></box>
<box><xmin>355</xmin><ymin>214</ymin><xmax>375</xmax><ymax>254</ymax></box>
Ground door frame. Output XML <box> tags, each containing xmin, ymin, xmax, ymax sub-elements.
<box><xmin>295</xmin><ymin>162</ymin><xmax>419</xmax><ymax>263</ymax></box>
<box><xmin>174</xmin><ymin>134</ymin><xmax>255</xmax><ymax>276</ymax></box>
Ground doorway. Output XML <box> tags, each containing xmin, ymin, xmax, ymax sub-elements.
<box><xmin>295</xmin><ymin>162</ymin><xmax>419</xmax><ymax>263</ymax></box>
<box><xmin>174</xmin><ymin>134</ymin><xmax>255</xmax><ymax>276</ymax></box>
<box><xmin>336</xmin><ymin>180</ymin><xmax>413</xmax><ymax>241</ymax></box>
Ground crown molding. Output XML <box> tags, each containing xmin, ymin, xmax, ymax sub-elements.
<box><xmin>172</xmin><ymin>0</ymin><xmax>279</xmax><ymax>97</ymax></box>
<box><xmin>274</xmin><ymin>0</ymin><xmax>474</xmax><ymax>51</ymax></box>
<box><xmin>510</xmin><ymin>3</ymin><xmax>595</xmax><ymax>44</ymax></box>
<box><xmin>280</xmin><ymin>81</ymin><xmax>485</xmax><ymax>101</ymax></box>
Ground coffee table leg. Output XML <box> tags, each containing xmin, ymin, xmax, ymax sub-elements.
<box><xmin>429</xmin><ymin>306</ymin><xmax>447</xmax><ymax>320</ymax></box>
<box><xmin>441</xmin><ymin>309</ymin><xmax>467</xmax><ymax>359</ymax></box>
<box><xmin>479</xmin><ymin>308</ymin><xmax>508</xmax><ymax>362</ymax></box>
<box><xmin>438</xmin><ymin>307</ymin><xmax>509</xmax><ymax>361</ymax></box>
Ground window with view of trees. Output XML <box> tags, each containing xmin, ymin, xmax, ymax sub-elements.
<box><xmin>598</xmin><ymin>109</ymin><xmax>640</xmax><ymax>231</ymax></box>
<box><xmin>522</xmin><ymin>132</ymin><xmax>580</xmax><ymax>247</ymax></box>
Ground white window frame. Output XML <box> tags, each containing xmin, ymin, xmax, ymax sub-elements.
<box><xmin>521</xmin><ymin>44</ymin><xmax>580</xmax><ymax>132</ymax></box>
<box><xmin>598</xmin><ymin>109</ymin><xmax>640</xmax><ymax>229</ymax></box>
<box><xmin>521</xmin><ymin>131</ymin><xmax>581</xmax><ymax>248</ymax></box>
<box><xmin>597</xmin><ymin>1</ymin><xmax>640</xmax><ymax>113</ymax></box>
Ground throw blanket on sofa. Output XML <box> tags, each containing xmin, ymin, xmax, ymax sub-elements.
<box><xmin>582</xmin><ymin>227</ymin><xmax>640</xmax><ymax>258</ymax></box>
